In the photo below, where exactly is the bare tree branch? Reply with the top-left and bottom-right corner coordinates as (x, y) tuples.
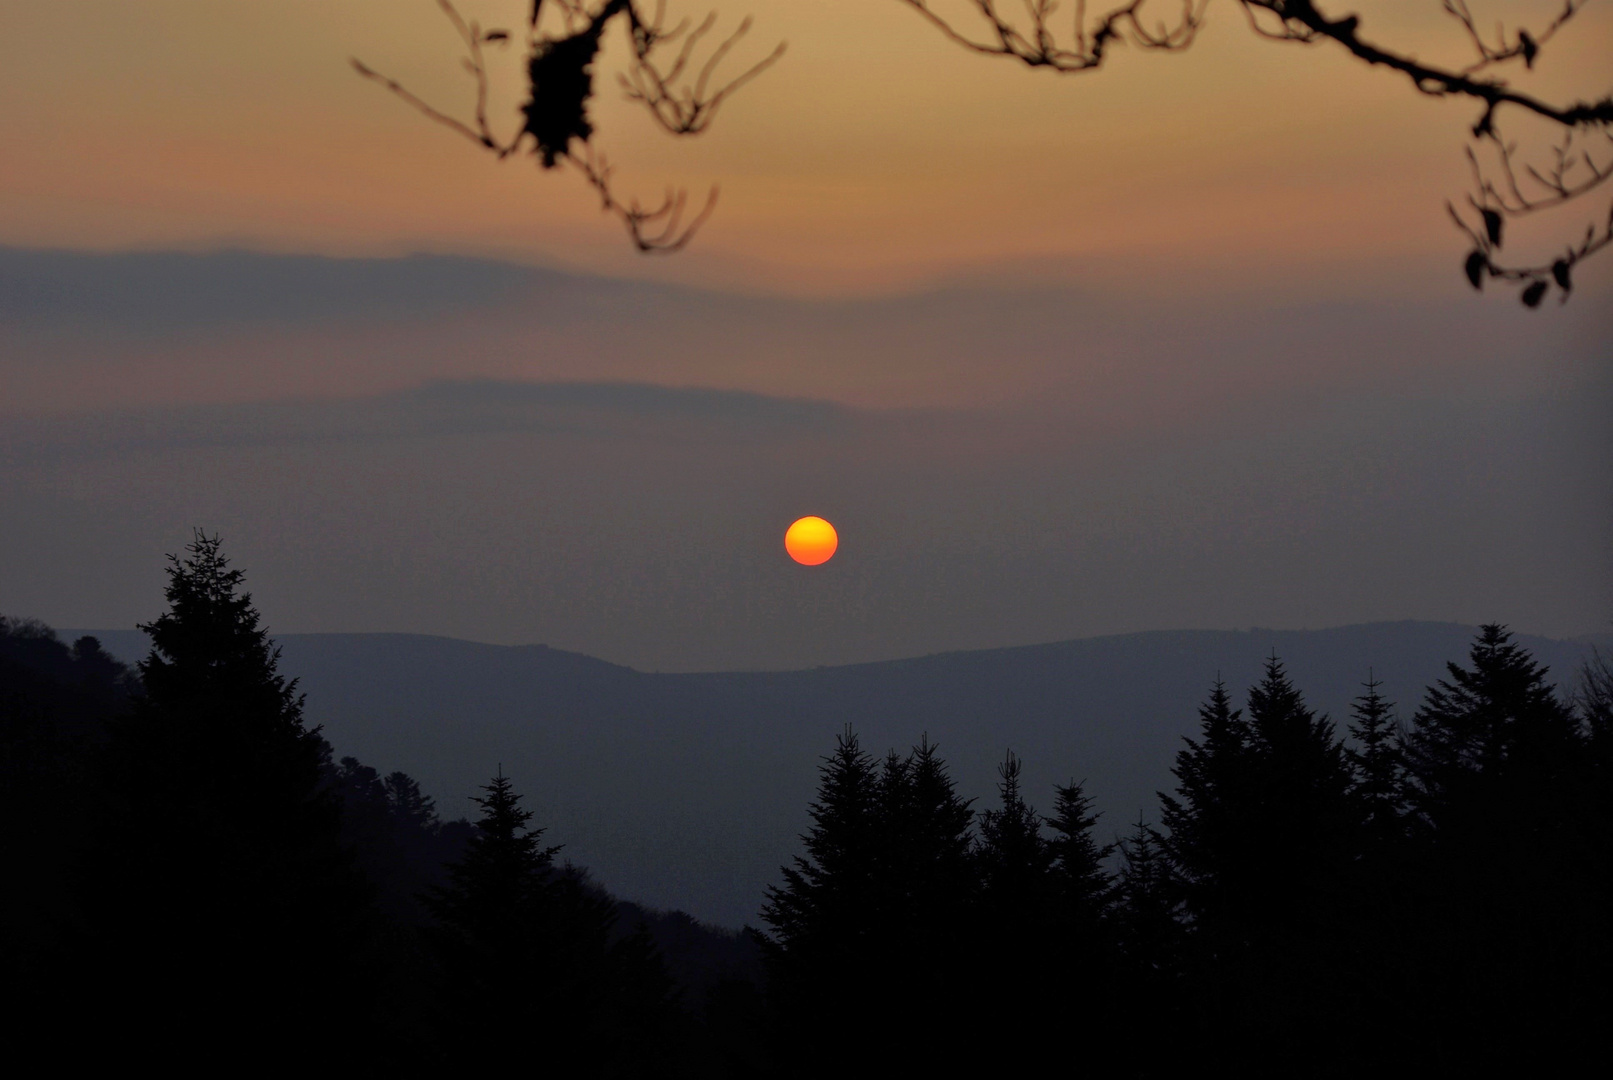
(620, 6), (787, 134)
(898, 0), (1613, 305)
(353, 0), (780, 252)
(1440, 0), (1586, 76)
(1242, 1), (1612, 132)
(567, 144), (720, 250)
(352, 57), (507, 152)
(896, 1), (1207, 70)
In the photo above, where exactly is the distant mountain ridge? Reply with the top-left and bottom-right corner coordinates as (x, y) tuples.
(73, 622), (1608, 927)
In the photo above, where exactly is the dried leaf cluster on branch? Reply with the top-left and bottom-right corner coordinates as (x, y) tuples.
(899, 0), (1611, 305)
(353, 0), (783, 251)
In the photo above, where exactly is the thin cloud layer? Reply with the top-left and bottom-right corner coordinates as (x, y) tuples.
(2, 250), (1607, 668)
(3, 378), (1606, 669)
(0, 378), (849, 462)
(4, 247), (1608, 415)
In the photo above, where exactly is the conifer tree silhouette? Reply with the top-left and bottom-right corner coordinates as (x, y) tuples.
(1241, 655), (1355, 933)
(872, 735), (974, 1039)
(1242, 656), (1358, 1056)
(883, 736), (976, 920)
(1037, 778), (1126, 1067)
(426, 771), (565, 1057)
(1399, 624), (1598, 1069)
(976, 751), (1050, 909)
(877, 735), (974, 1076)
(1345, 672), (1404, 849)
(1404, 624), (1582, 833)
(1111, 814), (1180, 982)
(757, 727), (884, 1072)
(425, 770), (680, 1073)
(1106, 813), (1186, 1071)
(1158, 661), (1355, 1064)
(760, 729), (990, 1070)
(86, 531), (369, 1064)
(1158, 678), (1253, 937)
(973, 752), (1066, 1063)
(759, 727), (881, 962)
(1045, 780), (1114, 924)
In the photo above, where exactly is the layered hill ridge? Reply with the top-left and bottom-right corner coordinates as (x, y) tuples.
(76, 621), (1608, 927)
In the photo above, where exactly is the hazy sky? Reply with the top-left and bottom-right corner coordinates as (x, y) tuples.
(1, 1), (1609, 668)
(5, 0), (1610, 291)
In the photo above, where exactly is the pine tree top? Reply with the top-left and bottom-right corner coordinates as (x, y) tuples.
(1046, 780), (1115, 915)
(1405, 624), (1580, 812)
(430, 771), (562, 937)
(137, 530), (303, 727)
(464, 771), (559, 871)
(977, 751), (1052, 905)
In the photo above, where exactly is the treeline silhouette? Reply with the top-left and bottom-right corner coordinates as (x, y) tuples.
(3, 533), (1609, 1074)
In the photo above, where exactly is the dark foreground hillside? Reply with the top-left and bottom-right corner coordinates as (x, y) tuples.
(78, 622), (1607, 927)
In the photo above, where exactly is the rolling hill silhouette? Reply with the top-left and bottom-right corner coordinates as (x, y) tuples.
(78, 621), (1607, 927)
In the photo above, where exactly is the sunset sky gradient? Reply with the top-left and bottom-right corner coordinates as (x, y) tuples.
(2, 0), (1609, 668)
(4, 0), (1608, 291)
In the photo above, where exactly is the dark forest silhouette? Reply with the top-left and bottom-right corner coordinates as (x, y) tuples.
(4, 532), (1609, 1073)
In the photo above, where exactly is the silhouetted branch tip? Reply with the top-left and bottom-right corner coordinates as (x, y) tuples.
(567, 146), (719, 251)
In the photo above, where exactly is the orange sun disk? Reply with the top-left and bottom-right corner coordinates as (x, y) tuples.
(785, 516), (838, 565)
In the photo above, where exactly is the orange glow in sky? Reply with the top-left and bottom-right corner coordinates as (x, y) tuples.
(3, 1), (1608, 295)
(785, 517), (838, 566)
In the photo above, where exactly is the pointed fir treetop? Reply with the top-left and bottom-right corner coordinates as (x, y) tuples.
(1200, 676), (1249, 748)
(977, 750), (1052, 905)
(978, 751), (1041, 855)
(1046, 779), (1115, 918)
(1112, 813), (1181, 974)
(905, 736), (975, 824)
(92, 531), (364, 1004)
(465, 770), (559, 877)
(1347, 672), (1397, 754)
(1165, 677), (1249, 815)
(1409, 625), (1571, 771)
(1347, 671), (1404, 835)
(867, 734), (977, 956)
(801, 726), (881, 875)
(1405, 624), (1580, 815)
(1116, 814), (1168, 894)
(1159, 677), (1251, 890)
(1247, 653), (1332, 752)
(138, 529), (302, 728)
(879, 747), (912, 819)
(1163, 663), (1354, 928)
(759, 726), (883, 950)
(882, 734), (975, 877)
(431, 771), (561, 938)
(1245, 653), (1351, 800)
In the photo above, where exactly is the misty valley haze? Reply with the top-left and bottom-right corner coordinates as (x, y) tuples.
(73, 620), (1608, 927)
(4, 249), (1608, 670)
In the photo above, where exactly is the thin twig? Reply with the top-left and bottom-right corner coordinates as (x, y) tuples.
(567, 145), (719, 251)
